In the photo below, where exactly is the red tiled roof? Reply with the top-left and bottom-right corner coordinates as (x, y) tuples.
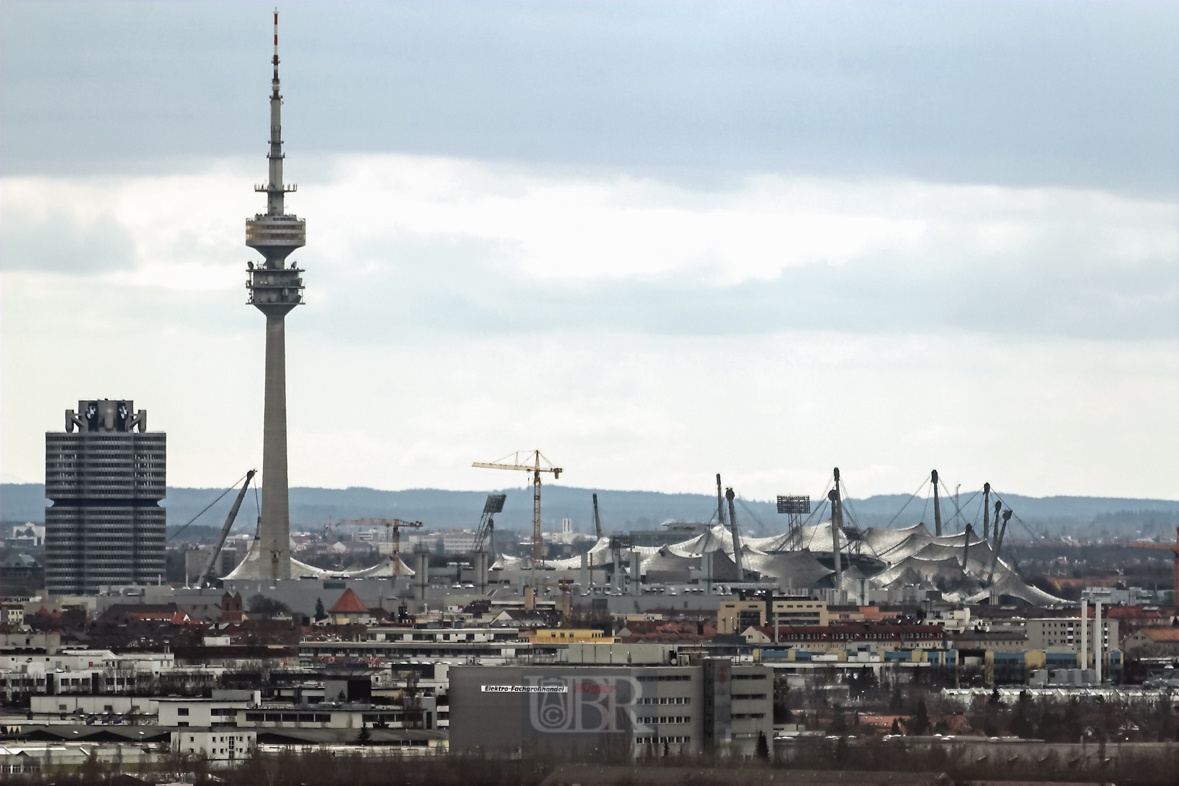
(1140, 627), (1179, 642)
(329, 588), (368, 614)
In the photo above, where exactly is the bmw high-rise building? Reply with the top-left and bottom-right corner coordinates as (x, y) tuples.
(45, 399), (166, 595)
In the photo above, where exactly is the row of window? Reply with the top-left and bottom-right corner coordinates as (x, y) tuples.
(636, 696), (690, 705)
(731, 693), (768, 701)
(636, 736), (689, 745)
(2, 764), (41, 774)
(731, 713), (766, 719)
(636, 716), (690, 725)
(636, 674), (692, 682)
(243, 712), (335, 723)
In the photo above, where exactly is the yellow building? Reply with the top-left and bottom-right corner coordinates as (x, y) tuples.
(718, 599), (829, 634)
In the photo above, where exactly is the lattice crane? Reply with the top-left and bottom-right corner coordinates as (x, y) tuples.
(473, 451), (562, 563)
(1131, 526), (1179, 597)
(336, 518), (423, 577)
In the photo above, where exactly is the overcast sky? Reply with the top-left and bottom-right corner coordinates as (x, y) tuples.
(2, 1), (1177, 504)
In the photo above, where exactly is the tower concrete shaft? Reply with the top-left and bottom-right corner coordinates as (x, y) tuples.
(246, 10), (305, 580)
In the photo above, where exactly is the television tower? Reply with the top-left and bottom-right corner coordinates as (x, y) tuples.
(245, 10), (304, 580)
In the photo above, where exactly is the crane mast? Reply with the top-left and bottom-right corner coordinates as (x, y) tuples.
(473, 451), (562, 564)
(1130, 526), (1179, 599)
(336, 518), (423, 577)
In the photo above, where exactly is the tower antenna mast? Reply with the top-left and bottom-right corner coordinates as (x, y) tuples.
(243, 8), (307, 581)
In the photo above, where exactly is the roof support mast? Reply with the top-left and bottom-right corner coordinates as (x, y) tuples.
(716, 474), (726, 527)
(724, 487), (744, 580)
(931, 469), (943, 536)
(197, 469), (256, 587)
(828, 467), (844, 591)
(982, 482), (991, 543)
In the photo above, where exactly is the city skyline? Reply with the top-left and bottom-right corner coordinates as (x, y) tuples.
(2, 2), (1177, 501)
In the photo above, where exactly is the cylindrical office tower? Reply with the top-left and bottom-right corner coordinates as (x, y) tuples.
(245, 11), (305, 581)
(45, 400), (165, 595)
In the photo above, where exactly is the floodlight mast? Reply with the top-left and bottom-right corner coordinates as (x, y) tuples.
(776, 494), (811, 547)
(474, 493), (507, 555)
(472, 451), (562, 564)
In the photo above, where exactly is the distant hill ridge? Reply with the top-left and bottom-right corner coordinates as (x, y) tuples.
(3, 482), (1176, 540)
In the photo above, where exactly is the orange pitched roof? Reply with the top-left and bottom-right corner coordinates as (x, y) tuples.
(329, 588), (369, 614)
(1142, 627), (1179, 642)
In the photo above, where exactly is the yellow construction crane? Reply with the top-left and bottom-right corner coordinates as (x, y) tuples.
(473, 450), (562, 564)
(336, 518), (423, 577)
(1130, 526), (1179, 598)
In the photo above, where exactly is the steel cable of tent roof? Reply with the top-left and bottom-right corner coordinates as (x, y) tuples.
(919, 480), (933, 527)
(937, 482), (980, 534)
(991, 492), (1047, 543)
(968, 491), (986, 534)
(785, 474), (835, 548)
(811, 473), (836, 525)
(881, 476), (931, 530)
(833, 475), (881, 560)
(800, 497), (831, 551)
(836, 476), (861, 530)
(938, 476), (976, 532)
(167, 471), (251, 541)
(735, 496), (770, 537)
(954, 487), (980, 533)
(803, 472), (839, 547)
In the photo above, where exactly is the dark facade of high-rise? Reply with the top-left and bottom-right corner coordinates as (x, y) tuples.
(45, 399), (166, 595)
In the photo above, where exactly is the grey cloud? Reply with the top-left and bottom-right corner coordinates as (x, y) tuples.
(0, 208), (138, 273)
(299, 234), (1178, 343)
(2, 3), (1176, 197)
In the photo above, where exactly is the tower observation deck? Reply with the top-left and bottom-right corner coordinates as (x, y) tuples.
(244, 11), (303, 580)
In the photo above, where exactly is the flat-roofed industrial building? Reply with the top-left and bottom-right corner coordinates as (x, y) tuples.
(448, 658), (772, 757)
